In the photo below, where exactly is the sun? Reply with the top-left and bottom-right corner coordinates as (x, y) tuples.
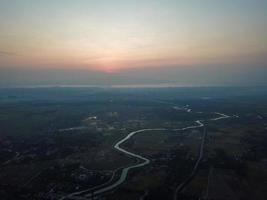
(87, 57), (126, 74)
(90, 62), (122, 74)
(102, 66), (119, 74)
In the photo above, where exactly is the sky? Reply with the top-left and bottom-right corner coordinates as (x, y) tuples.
(0, 0), (267, 86)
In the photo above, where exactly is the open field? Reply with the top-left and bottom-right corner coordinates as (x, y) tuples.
(0, 87), (267, 200)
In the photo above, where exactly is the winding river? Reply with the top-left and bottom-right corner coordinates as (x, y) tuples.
(60, 111), (230, 200)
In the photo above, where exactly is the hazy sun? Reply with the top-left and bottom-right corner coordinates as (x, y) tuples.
(101, 66), (119, 74)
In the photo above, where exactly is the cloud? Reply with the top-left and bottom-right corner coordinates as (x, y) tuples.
(0, 51), (20, 56)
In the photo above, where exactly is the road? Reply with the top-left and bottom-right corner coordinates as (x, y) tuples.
(173, 126), (206, 200)
(173, 112), (230, 200)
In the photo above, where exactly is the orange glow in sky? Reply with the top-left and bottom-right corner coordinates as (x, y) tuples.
(0, 0), (267, 74)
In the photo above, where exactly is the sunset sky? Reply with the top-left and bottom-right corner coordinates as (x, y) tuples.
(0, 0), (267, 86)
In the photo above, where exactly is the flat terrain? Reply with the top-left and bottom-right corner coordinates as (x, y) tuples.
(0, 87), (267, 200)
